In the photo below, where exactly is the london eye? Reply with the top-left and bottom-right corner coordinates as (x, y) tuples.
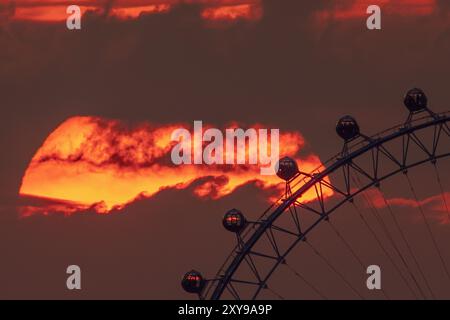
(182, 88), (450, 300)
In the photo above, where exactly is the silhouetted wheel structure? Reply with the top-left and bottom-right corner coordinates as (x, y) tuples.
(183, 89), (450, 300)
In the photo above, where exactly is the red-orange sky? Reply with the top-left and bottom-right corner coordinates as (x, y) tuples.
(2, 0), (263, 22)
(18, 116), (330, 215)
(0, 0), (440, 24)
(9, 0), (449, 220)
(317, 0), (437, 21)
(1, 0), (450, 300)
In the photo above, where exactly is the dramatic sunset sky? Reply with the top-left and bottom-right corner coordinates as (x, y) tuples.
(0, 0), (449, 299)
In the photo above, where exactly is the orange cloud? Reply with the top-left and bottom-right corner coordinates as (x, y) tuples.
(363, 188), (450, 224)
(201, 3), (262, 21)
(19, 116), (329, 215)
(315, 0), (437, 23)
(110, 4), (171, 19)
(1, 0), (262, 23)
(12, 5), (95, 22)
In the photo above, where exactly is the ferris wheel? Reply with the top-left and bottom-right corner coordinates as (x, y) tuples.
(182, 88), (450, 300)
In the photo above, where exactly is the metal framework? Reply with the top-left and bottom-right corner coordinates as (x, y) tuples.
(199, 111), (450, 300)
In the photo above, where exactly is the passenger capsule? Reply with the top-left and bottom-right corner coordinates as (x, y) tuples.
(404, 88), (427, 112)
(276, 156), (299, 181)
(223, 208), (247, 233)
(336, 115), (360, 141)
(181, 270), (206, 294)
